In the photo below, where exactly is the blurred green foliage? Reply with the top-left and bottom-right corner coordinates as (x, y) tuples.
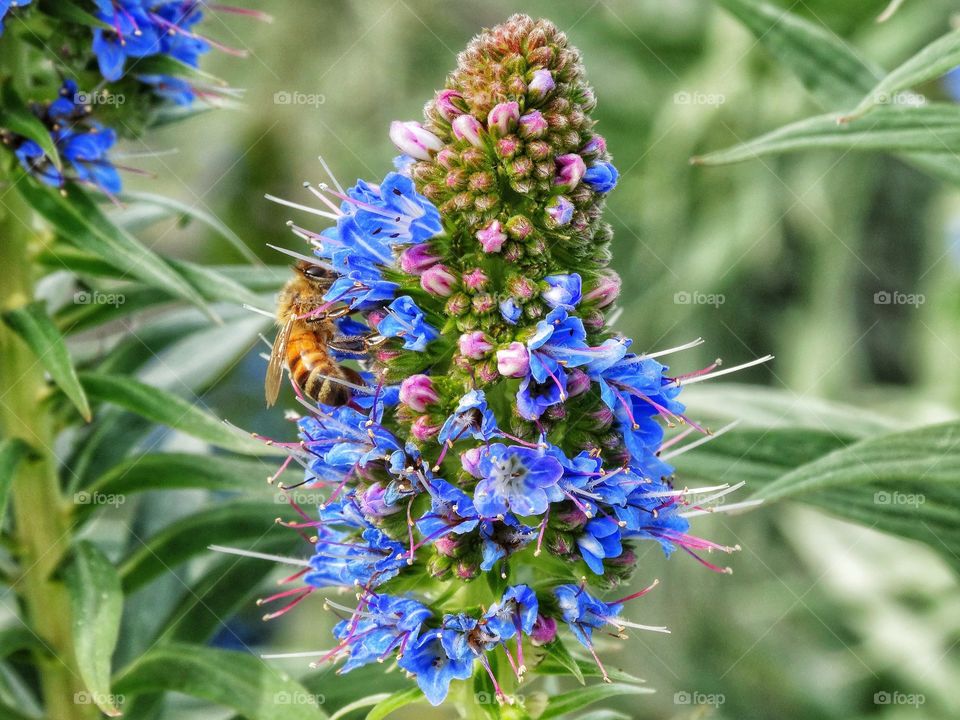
(113, 1), (960, 718)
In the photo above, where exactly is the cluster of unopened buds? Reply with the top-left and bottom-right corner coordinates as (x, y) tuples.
(234, 14), (771, 706)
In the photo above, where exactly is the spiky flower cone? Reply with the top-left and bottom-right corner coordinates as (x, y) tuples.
(257, 14), (754, 709)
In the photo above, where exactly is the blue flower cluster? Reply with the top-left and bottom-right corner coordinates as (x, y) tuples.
(11, 80), (121, 194)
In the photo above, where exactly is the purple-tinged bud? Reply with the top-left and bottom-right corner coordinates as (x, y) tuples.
(445, 292), (470, 316)
(496, 342), (530, 378)
(358, 483), (400, 518)
(557, 505), (588, 529)
(580, 135), (607, 158)
(420, 263), (457, 296)
(588, 404), (615, 431)
(548, 535), (573, 556)
(527, 141), (551, 162)
(452, 114), (484, 147)
(471, 293), (495, 314)
(487, 101), (520, 137)
(582, 309), (606, 332)
(445, 169), (468, 190)
(462, 268), (488, 290)
(436, 147), (458, 169)
(544, 404), (566, 422)
(507, 275), (537, 300)
(476, 220), (507, 253)
(399, 243), (441, 274)
(434, 535), (461, 557)
(469, 171), (495, 192)
(389, 121), (443, 161)
(554, 153), (586, 190)
(518, 110), (548, 139)
(606, 548), (637, 568)
(566, 368), (591, 398)
(503, 243), (523, 263)
(376, 348), (402, 364)
(505, 214), (534, 240)
(399, 374), (439, 412)
(458, 331), (493, 359)
(477, 360), (499, 384)
(583, 270), (621, 308)
(528, 69), (555, 102)
(545, 196), (574, 227)
(411, 415), (440, 441)
(454, 560), (479, 580)
(461, 146), (486, 168)
(530, 615), (557, 646)
(366, 309), (386, 328)
(495, 136), (520, 158)
(435, 89), (466, 121)
(461, 446), (483, 478)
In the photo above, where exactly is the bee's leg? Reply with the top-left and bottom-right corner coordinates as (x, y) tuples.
(328, 334), (369, 358)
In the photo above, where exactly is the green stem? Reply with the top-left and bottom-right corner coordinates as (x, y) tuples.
(0, 191), (93, 720)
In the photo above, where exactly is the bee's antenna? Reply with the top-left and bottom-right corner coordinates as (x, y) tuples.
(265, 243), (333, 270)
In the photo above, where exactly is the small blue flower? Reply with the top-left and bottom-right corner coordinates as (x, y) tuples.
(499, 296), (521, 324)
(583, 161), (619, 193)
(437, 390), (499, 445)
(480, 516), (536, 571)
(332, 593), (432, 672)
(305, 527), (406, 589)
(398, 630), (475, 705)
(416, 479), (480, 538)
(554, 584), (623, 649)
(543, 273), (582, 309)
(483, 584), (538, 641)
(472, 444), (563, 518)
(576, 516), (624, 574)
(378, 296), (438, 351)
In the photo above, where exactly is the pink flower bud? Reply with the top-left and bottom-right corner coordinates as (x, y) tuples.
(566, 368), (591, 397)
(411, 415), (440, 441)
(530, 615), (557, 646)
(458, 331), (493, 359)
(435, 89), (466, 121)
(528, 69), (555, 102)
(477, 361), (499, 383)
(461, 446), (484, 477)
(436, 147), (458, 169)
(554, 153), (586, 190)
(366, 309), (386, 328)
(462, 268), (488, 290)
(518, 110), (548, 139)
(420, 263), (457, 296)
(487, 101), (520, 137)
(434, 535), (461, 557)
(452, 114), (484, 147)
(399, 243), (441, 274)
(581, 135), (607, 158)
(496, 341), (530, 378)
(399, 374), (439, 412)
(583, 270), (621, 308)
(389, 121), (443, 161)
(476, 220), (507, 253)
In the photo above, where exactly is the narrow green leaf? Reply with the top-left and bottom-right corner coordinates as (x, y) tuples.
(78, 372), (273, 456)
(17, 182), (214, 319)
(756, 421), (960, 502)
(539, 683), (653, 720)
(166, 258), (264, 307)
(693, 104), (960, 166)
(2, 302), (92, 420)
(42, 0), (112, 29)
(535, 654), (645, 685)
(365, 687), (423, 720)
(843, 28), (960, 121)
(0, 628), (44, 659)
(132, 55), (226, 87)
(117, 501), (288, 591)
(328, 694), (391, 720)
(539, 639), (585, 685)
(0, 439), (30, 526)
(117, 191), (259, 263)
(114, 645), (327, 720)
(0, 83), (61, 170)
(66, 542), (124, 717)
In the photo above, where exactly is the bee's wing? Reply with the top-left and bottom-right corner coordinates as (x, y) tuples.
(265, 319), (294, 407)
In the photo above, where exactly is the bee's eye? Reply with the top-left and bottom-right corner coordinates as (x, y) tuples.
(302, 265), (327, 279)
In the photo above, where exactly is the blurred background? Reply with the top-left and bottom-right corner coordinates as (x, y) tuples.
(110, 0), (960, 718)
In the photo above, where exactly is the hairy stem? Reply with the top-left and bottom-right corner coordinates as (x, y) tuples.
(0, 189), (93, 720)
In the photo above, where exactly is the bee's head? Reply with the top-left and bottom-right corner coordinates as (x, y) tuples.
(295, 260), (332, 286)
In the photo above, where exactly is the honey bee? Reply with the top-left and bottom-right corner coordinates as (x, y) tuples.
(265, 261), (365, 407)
